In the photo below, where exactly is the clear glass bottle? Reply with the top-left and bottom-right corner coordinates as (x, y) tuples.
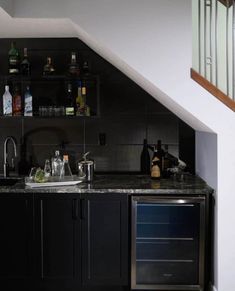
(21, 48), (30, 76)
(12, 85), (22, 116)
(3, 85), (13, 116)
(8, 41), (20, 75)
(44, 159), (51, 178)
(51, 150), (62, 176)
(24, 86), (33, 116)
(60, 155), (73, 179)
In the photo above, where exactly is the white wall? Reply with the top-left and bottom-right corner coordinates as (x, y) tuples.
(196, 131), (218, 288)
(1, 1), (235, 291)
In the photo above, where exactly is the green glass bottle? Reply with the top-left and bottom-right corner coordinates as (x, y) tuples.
(8, 42), (20, 75)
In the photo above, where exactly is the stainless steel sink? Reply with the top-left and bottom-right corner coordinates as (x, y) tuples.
(0, 177), (23, 186)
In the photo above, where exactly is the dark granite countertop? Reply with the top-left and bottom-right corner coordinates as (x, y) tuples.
(0, 174), (213, 195)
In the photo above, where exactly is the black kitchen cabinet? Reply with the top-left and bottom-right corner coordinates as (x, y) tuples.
(81, 193), (129, 286)
(34, 194), (81, 290)
(0, 193), (33, 288)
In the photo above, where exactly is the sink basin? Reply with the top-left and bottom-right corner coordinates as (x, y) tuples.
(0, 177), (23, 186)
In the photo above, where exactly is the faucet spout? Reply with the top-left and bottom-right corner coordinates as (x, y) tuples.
(3, 136), (17, 178)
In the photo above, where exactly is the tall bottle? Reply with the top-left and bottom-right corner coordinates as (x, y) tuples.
(60, 155), (73, 179)
(43, 57), (55, 75)
(75, 80), (84, 116)
(2, 85), (13, 116)
(8, 42), (20, 75)
(82, 81), (90, 116)
(12, 85), (22, 116)
(155, 140), (165, 173)
(140, 138), (150, 174)
(21, 48), (30, 76)
(65, 83), (75, 116)
(151, 146), (161, 180)
(82, 60), (90, 76)
(68, 52), (80, 76)
(24, 86), (33, 116)
(51, 150), (63, 177)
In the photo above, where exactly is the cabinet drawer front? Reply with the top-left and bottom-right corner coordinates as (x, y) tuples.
(136, 261), (198, 285)
(136, 240), (198, 261)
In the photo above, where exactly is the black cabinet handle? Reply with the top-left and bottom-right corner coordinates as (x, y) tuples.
(72, 199), (78, 220)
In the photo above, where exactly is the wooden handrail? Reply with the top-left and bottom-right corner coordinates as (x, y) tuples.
(218, 0), (233, 7)
(191, 68), (235, 111)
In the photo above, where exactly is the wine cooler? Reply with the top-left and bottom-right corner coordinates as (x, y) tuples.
(131, 196), (206, 290)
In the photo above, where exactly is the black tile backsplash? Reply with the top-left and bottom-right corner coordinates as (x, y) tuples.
(0, 38), (195, 175)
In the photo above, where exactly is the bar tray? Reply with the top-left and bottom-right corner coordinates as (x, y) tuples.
(25, 175), (84, 188)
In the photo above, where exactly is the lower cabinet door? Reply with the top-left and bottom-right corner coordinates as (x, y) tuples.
(81, 193), (129, 286)
(34, 194), (80, 289)
(0, 194), (34, 289)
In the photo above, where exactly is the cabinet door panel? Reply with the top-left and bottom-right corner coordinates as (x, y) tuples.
(0, 195), (33, 278)
(35, 195), (80, 281)
(82, 194), (128, 286)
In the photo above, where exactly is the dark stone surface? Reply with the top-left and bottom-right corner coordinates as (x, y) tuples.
(0, 174), (213, 194)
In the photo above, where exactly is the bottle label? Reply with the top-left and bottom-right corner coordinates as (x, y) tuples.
(13, 95), (22, 116)
(24, 94), (33, 116)
(3, 94), (12, 116)
(151, 164), (161, 179)
(65, 107), (75, 116)
(9, 68), (19, 74)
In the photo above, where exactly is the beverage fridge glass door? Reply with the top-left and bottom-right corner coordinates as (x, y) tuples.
(131, 196), (206, 290)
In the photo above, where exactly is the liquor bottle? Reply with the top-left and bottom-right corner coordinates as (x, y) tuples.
(68, 52), (80, 76)
(162, 144), (171, 178)
(43, 57), (55, 75)
(2, 85), (12, 116)
(82, 60), (90, 76)
(75, 80), (84, 116)
(51, 150), (63, 177)
(82, 81), (90, 116)
(140, 138), (150, 174)
(24, 86), (33, 116)
(60, 155), (73, 179)
(44, 159), (51, 178)
(8, 42), (20, 75)
(155, 140), (165, 173)
(65, 83), (75, 116)
(151, 146), (161, 179)
(12, 85), (22, 116)
(21, 48), (30, 75)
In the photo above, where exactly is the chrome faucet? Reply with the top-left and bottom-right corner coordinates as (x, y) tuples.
(3, 136), (17, 178)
